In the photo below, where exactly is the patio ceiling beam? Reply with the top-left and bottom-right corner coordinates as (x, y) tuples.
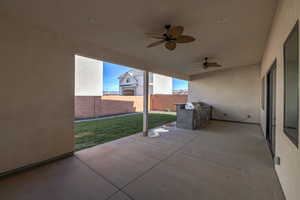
(143, 70), (149, 136)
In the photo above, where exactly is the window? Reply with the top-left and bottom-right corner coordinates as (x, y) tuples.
(261, 77), (265, 110)
(284, 21), (299, 147)
(126, 78), (130, 83)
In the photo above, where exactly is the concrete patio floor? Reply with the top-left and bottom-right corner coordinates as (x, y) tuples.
(0, 121), (285, 200)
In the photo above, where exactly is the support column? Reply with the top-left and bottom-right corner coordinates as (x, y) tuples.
(143, 70), (149, 136)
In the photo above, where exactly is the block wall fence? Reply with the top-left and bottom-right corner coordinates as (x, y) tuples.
(75, 95), (187, 119)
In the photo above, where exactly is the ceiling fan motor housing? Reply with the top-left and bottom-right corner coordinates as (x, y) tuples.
(165, 24), (171, 30)
(146, 25), (195, 51)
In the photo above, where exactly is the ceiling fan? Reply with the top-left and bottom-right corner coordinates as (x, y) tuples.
(146, 25), (195, 51)
(202, 57), (222, 70)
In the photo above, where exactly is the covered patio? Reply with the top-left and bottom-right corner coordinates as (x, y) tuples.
(0, 121), (284, 200)
(1, 0), (300, 199)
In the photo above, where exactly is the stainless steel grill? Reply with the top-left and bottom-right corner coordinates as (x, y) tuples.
(175, 102), (211, 130)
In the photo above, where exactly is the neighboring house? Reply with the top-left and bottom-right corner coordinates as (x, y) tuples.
(118, 69), (172, 96)
(75, 55), (103, 96)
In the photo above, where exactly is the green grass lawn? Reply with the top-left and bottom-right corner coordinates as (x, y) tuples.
(74, 112), (176, 151)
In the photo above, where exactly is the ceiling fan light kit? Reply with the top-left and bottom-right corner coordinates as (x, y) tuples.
(146, 24), (195, 51)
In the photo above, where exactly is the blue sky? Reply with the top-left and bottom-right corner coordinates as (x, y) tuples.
(173, 78), (188, 90)
(103, 62), (188, 91)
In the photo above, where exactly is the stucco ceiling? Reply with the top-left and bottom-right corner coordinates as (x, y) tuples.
(0, 0), (277, 80)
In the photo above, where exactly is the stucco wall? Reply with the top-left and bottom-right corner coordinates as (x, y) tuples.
(0, 17), (74, 174)
(153, 74), (173, 95)
(75, 55), (103, 96)
(260, 0), (300, 199)
(189, 65), (260, 123)
(136, 85), (144, 96)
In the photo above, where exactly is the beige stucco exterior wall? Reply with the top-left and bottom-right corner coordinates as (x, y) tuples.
(260, 1), (300, 200)
(75, 55), (103, 96)
(153, 73), (172, 95)
(0, 17), (74, 173)
(189, 65), (260, 123)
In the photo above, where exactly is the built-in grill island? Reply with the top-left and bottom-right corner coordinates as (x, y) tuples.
(175, 102), (212, 130)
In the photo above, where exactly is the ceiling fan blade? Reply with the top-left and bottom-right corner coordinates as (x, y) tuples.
(147, 40), (165, 48)
(165, 41), (176, 51)
(167, 26), (184, 38)
(145, 33), (165, 39)
(176, 35), (195, 43)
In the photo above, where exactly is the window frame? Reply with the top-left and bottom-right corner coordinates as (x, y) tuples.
(261, 76), (265, 110)
(283, 21), (299, 147)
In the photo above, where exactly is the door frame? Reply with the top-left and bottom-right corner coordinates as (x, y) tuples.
(266, 60), (277, 157)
